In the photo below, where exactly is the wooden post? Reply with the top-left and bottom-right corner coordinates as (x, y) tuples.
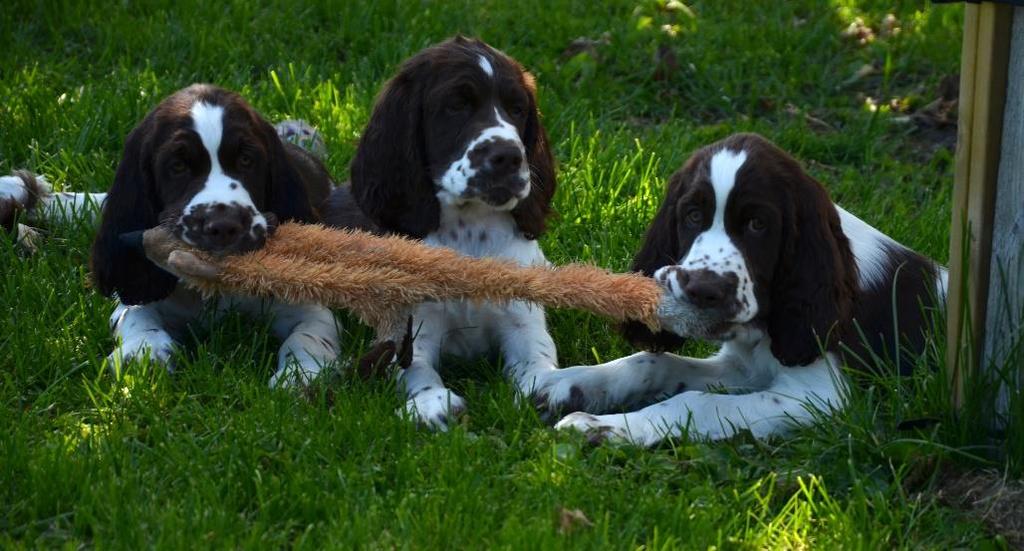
(946, 2), (1016, 417)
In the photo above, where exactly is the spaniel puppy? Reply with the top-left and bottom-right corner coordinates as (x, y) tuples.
(326, 37), (557, 429)
(544, 133), (947, 445)
(81, 84), (340, 386)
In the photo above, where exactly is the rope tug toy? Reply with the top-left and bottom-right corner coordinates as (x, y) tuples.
(133, 221), (665, 377)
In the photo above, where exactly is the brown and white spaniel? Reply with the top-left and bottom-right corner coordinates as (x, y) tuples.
(7, 84), (342, 386)
(543, 133), (947, 445)
(325, 37), (558, 429)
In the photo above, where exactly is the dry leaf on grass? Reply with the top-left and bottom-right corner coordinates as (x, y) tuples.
(784, 103), (835, 133)
(557, 507), (594, 534)
(900, 74), (960, 155)
(910, 74), (959, 129)
(561, 33), (611, 60)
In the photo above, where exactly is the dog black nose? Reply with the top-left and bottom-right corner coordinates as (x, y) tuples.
(195, 204), (249, 250)
(680, 269), (737, 309)
(482, 142), (523, 176)
(203, 217), (243, 248)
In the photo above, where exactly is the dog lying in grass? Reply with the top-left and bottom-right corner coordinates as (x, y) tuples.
(325, 37), (560, 430)
(2, 85), (343, 388)
(546, 133), (948, 445)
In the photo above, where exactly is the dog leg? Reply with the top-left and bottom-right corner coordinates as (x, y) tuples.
(555, 357), (846, 445)
(495, 301), (559, 398)
(1, 172), (106, 228)
(268, 303), (341, 388)
(533, 352), (739, 416)
(397, 304), (466, 431)
(108, 302), (180, 371)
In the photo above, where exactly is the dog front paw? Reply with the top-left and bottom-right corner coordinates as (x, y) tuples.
(401, 387), (467, 431)
(529, 366), (614, 419)
(555, 412), (635, 446)
(269, 364), (317, 389)
(108, 332), (177, 373)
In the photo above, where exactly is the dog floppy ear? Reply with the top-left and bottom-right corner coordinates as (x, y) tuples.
(91, 118), (179, 305)
(511, 70), (556, 240)
(618, 169), (689, 352)
(767, 170), (858, 366)
(350, 60), (439, 238)
(259, 118), (317, 223)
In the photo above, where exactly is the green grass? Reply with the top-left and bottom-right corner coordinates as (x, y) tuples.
(1, 0), (1017, 548)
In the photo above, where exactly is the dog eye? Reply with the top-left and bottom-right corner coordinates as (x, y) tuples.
(169, 159), (188, 175)
(238, 152), (253, 168)
(747, 217), (766, 233)
(508, 103), (526, 118)
(684, 207), (703, 228)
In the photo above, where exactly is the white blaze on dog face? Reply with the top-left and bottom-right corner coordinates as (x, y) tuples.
(659, 148), (759, 323)
(477, 54), (494, 77)
(179, 101), (267, 244)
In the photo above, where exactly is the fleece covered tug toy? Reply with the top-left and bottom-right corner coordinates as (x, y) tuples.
(137, 222), (665, 376)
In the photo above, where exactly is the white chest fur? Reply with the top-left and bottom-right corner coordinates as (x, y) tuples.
(416, 203), (549, 359)
(424, 203), (547, 266)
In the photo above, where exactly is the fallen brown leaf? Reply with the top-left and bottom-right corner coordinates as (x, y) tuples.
(557, 507), (594, 534)
(561, 33), (611, 60)
(905, 74), (960, 154)
(784, 103), (835, 133)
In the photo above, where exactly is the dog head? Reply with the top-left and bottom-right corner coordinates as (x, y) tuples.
(91, 84), (315, 304)
(350, 36), (556, 239)
(626, 133), (859, 365)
